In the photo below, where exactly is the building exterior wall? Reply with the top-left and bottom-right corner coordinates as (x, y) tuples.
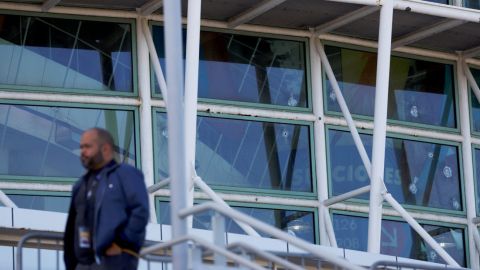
(0, 3), (479, 268)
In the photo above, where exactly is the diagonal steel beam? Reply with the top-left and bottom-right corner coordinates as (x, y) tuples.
(41, 0), (61, 12)
(463, 44), (480, 58)
(139, 0), (163, 16)
(392, 19), (465, 49)
(314, 6), (380, 35)
(227, 0), (287, 29)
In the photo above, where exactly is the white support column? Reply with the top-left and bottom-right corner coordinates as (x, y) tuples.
(314, 6), (380, 35)
(137, 17), (157, 224)
(227, 0), (287, 28)
(463, 45), (480, 58)
(367, 0), (393, 254)
(463, 62), (480, 105)
(309, 33), (329, 245)
(391, 19), (465, 49)
(184, 0), (202, 229)
(163, 1), (189, 269)
(457, 56), (480, 269)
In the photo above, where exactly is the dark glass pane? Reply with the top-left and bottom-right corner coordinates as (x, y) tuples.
(0, 104), (136, 178)
(0, 14), (133, 92)
(333, 214), (466, 266)
(156, 113), (313, 192)
(328, 129), (462, 211)
(464, 0), (480, 9)
(325, 46), (456, 128)
(425, 0), (449, 4)
(470, 68), (480, 132)
(8, 194), (69, 213)
(158, 201), (315, 243)
(152, 26), (308, 108)
(475, 149), (480, 215)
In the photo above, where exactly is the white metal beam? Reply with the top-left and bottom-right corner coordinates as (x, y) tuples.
(463, 62), (480, 104)
(463, 44), (480, 58)
(392, 19), (465, 49)
(367, 0), (393, 254)
(314, 6), (380, 35)
(163, 0), (189, 269)
(227, 0), (287, 29)
(184, 0), (202, 230)
(458, 57), (480, 269)
(137, 17), (157, 224)
(41, 0), (61, 12)
(139, 0), (163, 16)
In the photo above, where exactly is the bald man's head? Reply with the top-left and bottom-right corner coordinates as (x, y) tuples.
(80, 128), (115, 170)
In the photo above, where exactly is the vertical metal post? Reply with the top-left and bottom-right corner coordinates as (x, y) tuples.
(184, 0), (202, 228)
(163, 1), (189, 269)
(367, 0), (394, 253)
(212, 212), (227, 266)
(137, 16), (157, 223)
(457, 55), (480, 269)
(309, 33), (329, 245)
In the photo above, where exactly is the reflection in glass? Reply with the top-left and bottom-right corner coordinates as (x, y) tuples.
(158, 201), (315, 243)
(333, 214), (466, 266)
(470, 68), (480, 132)
(328, 129), (461, 211)
(152, 26), (307, 108)
(464, 0), (480, 9)
(0, 104), (136, 178)
(155, 113), (313, 192)
(7, 194), (70, 213)
(325, 46), (456, 128)
(0, 14), (133, 92)
(475, 149), (480, 215)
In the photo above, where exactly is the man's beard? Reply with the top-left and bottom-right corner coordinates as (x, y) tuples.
(81, 151), (104, 170)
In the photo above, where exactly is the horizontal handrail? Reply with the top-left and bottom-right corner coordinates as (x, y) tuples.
(16, 231), (64, 270)
(371, 260), (466, 270)
(228, 242), (303, 270)
(140, 234), (265, 270)
(178, 202), (364, 270)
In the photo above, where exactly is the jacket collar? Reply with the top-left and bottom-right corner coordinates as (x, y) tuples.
(81, 159), (119, 181)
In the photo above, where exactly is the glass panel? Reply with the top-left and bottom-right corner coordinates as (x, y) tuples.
(0, 14), (133, 92)
(333, 214), (466, 266)
(325, 46), (456, 128)
(464, 0), (480, 9)
(425, 0), (449, 4)
(470, 68), (480, 133)
(152, 26), (308, 108)
(158, 201), (315, 243)
(155, 113), (313, 192)
(7, 194), (69, 213)
(475, 149), (480, 215)
(0, 104), (136, 178)
(328, 129), (462, 211)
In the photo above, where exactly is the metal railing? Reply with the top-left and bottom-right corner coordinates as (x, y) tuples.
(16, 231), (64, 270)
(371, 260), (467, 270)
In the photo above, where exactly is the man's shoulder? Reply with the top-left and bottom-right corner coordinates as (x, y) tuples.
(111, 163), (143, 178)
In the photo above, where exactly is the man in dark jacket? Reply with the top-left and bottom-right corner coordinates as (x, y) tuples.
(64, 128), (149, 270)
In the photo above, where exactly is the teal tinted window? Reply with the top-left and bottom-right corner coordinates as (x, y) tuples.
(464, 0), (480, 9)
(475, 149), (480, 215)
(328, 129), (461, 211)
(158, 201), (315, 243)
(155, 113), (313, 192)
(0, 14), (133, 92)
(0, 104), (136, 178)
(470, 68), (480, 133)
(333, 214), (466, 266)
(7, 194), (69, 213)
(152, 26), (308, 108)
(325, 46), (456, 128)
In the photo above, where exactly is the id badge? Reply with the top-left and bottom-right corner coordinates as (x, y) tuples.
(78, 226), (91, 249)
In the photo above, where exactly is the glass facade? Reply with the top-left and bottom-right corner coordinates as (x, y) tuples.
(0, 8), (477, 268)
(157, 201), (316, 243)
(0, 13), (133, 93)
(155, 112), (314, 193)
(152, 26), (308, 109)
(325, 46), (456, 129)
(0, 104), (136, 179)
(333, 213), (466, 266)
(327, 129), (462, 211)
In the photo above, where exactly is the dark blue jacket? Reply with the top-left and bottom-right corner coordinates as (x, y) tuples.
(64, 161), (149, 270)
